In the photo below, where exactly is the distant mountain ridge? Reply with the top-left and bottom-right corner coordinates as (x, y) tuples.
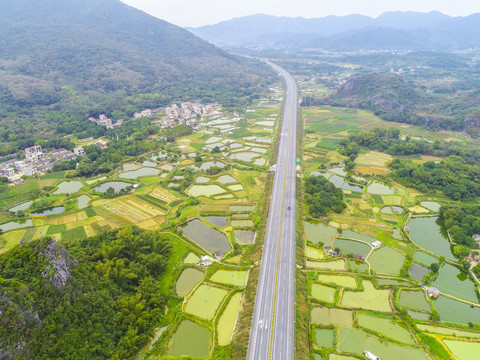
(189, 12), (480, 50)
(0, 0), (270, 125)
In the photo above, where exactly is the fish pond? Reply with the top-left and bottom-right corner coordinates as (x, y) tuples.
(210, 270), (248, 287)
(398, 290), (431, 312)
(311, 283), (336, 304)
(94, 181), (131, 193)
(338, 327), (367, 353)
(0, 219), (33, 232)
(444, 340), (480, 360)
(365, 337), (428, 360)
(203, 216), (228, 227)
(77, 195), (91, 209)
(217, 293), (242, 346)
(184, 284), (228, 320)
(53, 181), (84, 194)
(432, 295), (480, 325)
(409, 262), (430, 282)
(9, 201), (33, 213)
(315, 328), (335, 348)
(367, 180), (395, 195)
(368, 247), (405, 275)
(179, 219), (232, 254)
(229, 205), (255, 212)
(186, 184), (226, 197)
(311, 307), (353, 327)
(31, 206), (65, 216)
(341, 281), (392, 312)
(334, 238), (371, 257)
(317, 274), (357, 288)
(305, 221), (337, 244)
(175, 268), (204, 297)
(420, 201), (441, 212)
(341, 230), (377, 244)
(407, 216), (455, 261)
(235, 230), (256, 245)
(413, 251), (438, 266)
(431, 263), (479, 302)
(118, 167), (159, 179)
(168, 320), (209, 358)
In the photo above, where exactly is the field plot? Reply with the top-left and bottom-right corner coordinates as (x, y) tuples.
(149, 187), (180, 203)
(355, 151), (392, 175)
(315, 328), (335, 348)
(340, 281), (392, 312)
(102, 197), (165, 224)
(184, 284), (228, 320)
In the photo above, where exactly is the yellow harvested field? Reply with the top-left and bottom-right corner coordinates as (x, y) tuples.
(201, 204), (229, 212)
(34, 226), (49, 238)
(409, 205), (429, 214)
(138, 218), (159, 229)
(154, 216), (165, 226)
(359, 203), (371, 210)
(355, 165), (389, 175)
(84, 224), (95, 237)
(150, 187), (180, 203)
(104, 197), (164, 224)
(58, 213), (79, 225)
(421, 155), (443, 162)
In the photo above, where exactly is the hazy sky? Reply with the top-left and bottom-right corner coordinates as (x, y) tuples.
(120, 0), (479, 27)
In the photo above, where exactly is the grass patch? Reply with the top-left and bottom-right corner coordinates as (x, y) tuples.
(62, 226), (87, 242)
(85, 208), (96, 217)
(418, 334), (450, 359)
(47, 224), (67, 235)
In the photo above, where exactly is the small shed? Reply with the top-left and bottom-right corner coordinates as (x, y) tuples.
(372, 240), (382, 249)
(365, 351), (381, 360)
(427, 287), (440, 299)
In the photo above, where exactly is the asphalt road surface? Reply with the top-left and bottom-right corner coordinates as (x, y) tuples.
(247, 61), (297, 360)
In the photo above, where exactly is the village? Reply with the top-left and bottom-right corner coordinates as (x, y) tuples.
(0, 102), (221, 182)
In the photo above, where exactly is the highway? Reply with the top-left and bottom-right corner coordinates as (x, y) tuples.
(247, 61), (298, 360)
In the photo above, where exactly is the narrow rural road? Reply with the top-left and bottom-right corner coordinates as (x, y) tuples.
(247, 61), (298, 360)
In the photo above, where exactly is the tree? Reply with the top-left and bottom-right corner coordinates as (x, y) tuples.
(106, 187), (115, 196)
(430, 263), (439, 273)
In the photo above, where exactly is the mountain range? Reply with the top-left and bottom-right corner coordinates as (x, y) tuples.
(189, 12), (480, 50)
(0, 0), (269, 130)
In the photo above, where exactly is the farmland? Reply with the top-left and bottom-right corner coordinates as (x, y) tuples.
(0, 84), (284, 359)
(300, 99), (480, 359)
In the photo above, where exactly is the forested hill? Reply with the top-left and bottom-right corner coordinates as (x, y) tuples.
(0, 227), (171, 360)
(0, 0), (271, 146)
(304, 73), (480, 133)
(321, 74), (420, 123)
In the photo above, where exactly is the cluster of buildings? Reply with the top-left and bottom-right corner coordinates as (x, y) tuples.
(0, 145), (85, 181)
(88, 114), (123, 129)
(159, 102), (218, 128)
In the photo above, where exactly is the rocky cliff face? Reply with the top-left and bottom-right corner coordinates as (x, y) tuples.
(41, 239), (77, 289)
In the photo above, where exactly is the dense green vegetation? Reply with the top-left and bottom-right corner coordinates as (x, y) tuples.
(440, 205), (480, 248)
(304, 176), (346, 217)
(0, 227), (171, 359)
(341, 127), (480, 160)
(389, 156), (480, 200)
